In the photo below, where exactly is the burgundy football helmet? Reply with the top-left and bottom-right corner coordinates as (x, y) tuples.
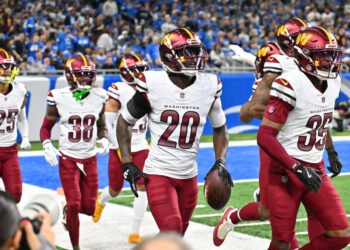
(276, 18), (310, 57)
(119, 54), (149, 84)
(159, 28), (207, 75)
(254, 42), (281, 79)
(65, 54), (96, 90)
(0, 48), (17, 84)
(293, 27), (342, 79)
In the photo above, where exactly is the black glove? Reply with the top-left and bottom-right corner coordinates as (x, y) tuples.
(204, 159), (233, 187)
(327, 146), (342, 178)
(122, 162), (148, 197)
(292, 162), (323, 193)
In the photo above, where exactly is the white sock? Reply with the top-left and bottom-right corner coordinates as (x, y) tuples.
(130, 191), (147, 235)
(100, 186), (112, 206)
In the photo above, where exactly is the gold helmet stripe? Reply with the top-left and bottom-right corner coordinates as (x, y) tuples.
(182, 28), (194, 39)
(295, 18), (307, 27)
(0, 48), (9, 59)
(318, 27), (333, 44)
(134, 55), (142, 62)
(80, 54), (88, 66)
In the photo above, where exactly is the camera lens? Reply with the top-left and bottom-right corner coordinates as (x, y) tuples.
(20, 194), (60, 226)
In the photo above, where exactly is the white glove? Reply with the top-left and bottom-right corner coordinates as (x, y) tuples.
(43, 139), (61, 166)
(96, 137), (109, 155)
(229, 44), (256, 66)
(20, 136), (31, 150)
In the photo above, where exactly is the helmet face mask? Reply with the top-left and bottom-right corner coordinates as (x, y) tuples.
(119, 55), (149, 84)
(160, 28), (207, 76)
(65, 55), (96, 91)
(293, 27), (342, 80)
(0, 49), (17, 84)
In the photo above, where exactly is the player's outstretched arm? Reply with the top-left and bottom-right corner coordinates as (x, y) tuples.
(325, 129), (342, 178)
(229, 45), (256, 66)
(240, 72), (280, 123)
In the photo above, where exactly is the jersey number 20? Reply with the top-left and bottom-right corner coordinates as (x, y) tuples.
(158, 110), (200, 149)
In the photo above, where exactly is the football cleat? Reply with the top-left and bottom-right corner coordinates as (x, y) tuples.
(92, 194), (105, 222)
(62, 200), (68, 231)
(128, 233), (143, 244)
(213, 206), (236, 246)
(253, 187), (260, 202)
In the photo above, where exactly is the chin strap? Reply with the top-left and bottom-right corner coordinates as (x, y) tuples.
(7, 66), (19, 84)
(72, 88), (89, 101)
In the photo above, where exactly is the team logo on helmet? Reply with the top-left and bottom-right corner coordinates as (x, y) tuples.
(159, 28), (208, 76)
(293, 27), (342, 79)
(119, 55), (149, 84)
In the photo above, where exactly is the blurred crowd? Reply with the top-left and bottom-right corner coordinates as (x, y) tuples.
(1, 0), (350, 73)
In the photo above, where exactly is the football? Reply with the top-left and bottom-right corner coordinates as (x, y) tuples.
(204, 168), (232, 210)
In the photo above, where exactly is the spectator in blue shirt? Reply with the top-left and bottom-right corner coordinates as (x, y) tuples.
(27, 35), (44, 58)
(58, 26), (75, 52)
(40, 57), (56, 72)
(145, 36), (161, 68)
(76, 30), (92, 53)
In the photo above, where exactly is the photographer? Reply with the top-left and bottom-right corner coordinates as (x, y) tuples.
(0, 191), (55, 250)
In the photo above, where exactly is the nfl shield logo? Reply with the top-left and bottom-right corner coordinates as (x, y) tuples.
(180, 93), (185, 98)
(268, 106), (275, 114)
(322, 97), (325, 103)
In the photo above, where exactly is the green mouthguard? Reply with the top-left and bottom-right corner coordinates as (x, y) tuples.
(73, 88), (89, 101)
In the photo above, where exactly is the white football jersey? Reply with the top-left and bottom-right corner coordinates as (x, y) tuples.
(47, 87), (108, 159)
(250, 54), (298, 99)
(107, 82), (148, 152)
(263, 54), (298, 76)
(124, 71), (225, 179)
(270, 69), (340, 163)
(0, 81), (27, 147)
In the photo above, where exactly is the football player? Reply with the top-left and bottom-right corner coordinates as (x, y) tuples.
(117, 28), (233, 235)
(256, 27), (350, 250)
(0, 48), (30, 203)
(213, 18), (341, 247)
(39, 54), (109, 250)
(92, 54), (150, 244)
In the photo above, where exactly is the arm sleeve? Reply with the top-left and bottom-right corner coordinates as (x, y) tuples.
(17, 107), (28, 138)
(257, 125), (298, 170)
(122, 91), (151, 124)
(105, 112), (119, 148)
(39, 117), (56, 142)
(208, 98), (226, 128)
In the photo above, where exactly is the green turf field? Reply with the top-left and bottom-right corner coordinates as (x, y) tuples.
(108, 175), (350, 248)
(28, 131), (350, 248)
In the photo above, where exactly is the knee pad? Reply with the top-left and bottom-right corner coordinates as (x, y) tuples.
(161, 215), (182, 234)
(328, 236), (350, 249)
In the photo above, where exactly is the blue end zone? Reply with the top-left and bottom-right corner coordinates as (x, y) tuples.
(19, 141), (350, 190)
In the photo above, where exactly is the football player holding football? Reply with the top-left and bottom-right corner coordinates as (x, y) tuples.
(0, 48), (30, 203)
(39, 54), (109, 250)
(256, 27), (350, 250)
(93, 54), (150, 244)
(117, 28), (233, 235)
(214, 18), (341, 247)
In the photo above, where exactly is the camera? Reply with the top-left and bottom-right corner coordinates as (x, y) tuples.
(19, 194), (60, 250)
